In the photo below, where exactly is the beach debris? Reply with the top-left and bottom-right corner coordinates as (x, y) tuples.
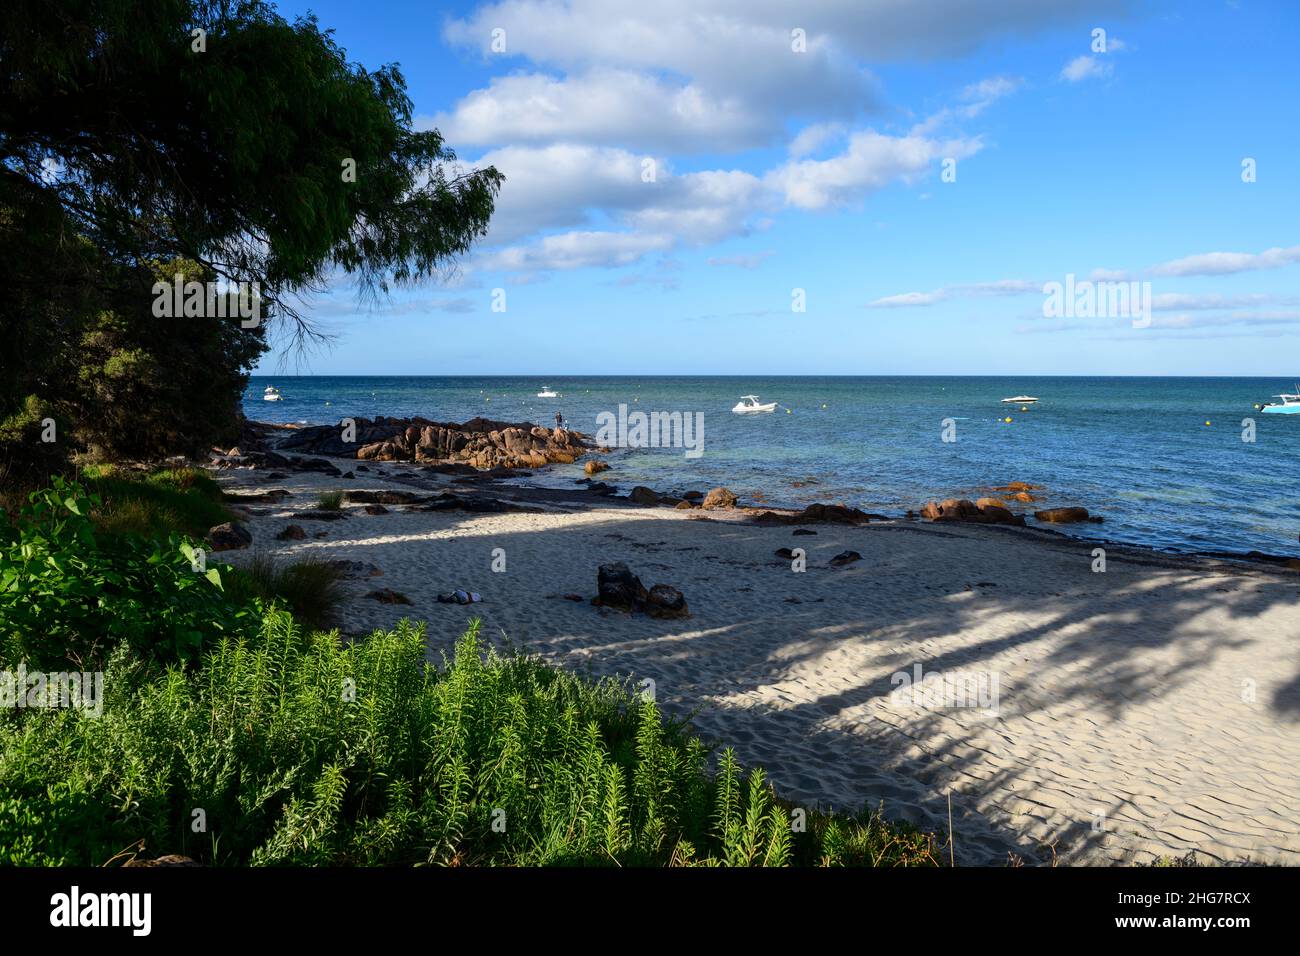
(701, 487), (738, 509)
(345, 489), (424, 504)
(436, 590), (482, 605)
(275, 524), (306, 541)
(223, 488), (291, 503)
(584, 459), (610, 475)
(829, 550), (863, 567)
(364, 588), (413, 605)
(322, 560), (383, 579)
(1033, 507), (1095, 524)
(207, 521), (252, 551)
(362, 504), (389, 515)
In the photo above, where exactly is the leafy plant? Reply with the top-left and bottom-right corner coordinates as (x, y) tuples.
(0, 477), (256, 669)
(0, 610), (939, 867)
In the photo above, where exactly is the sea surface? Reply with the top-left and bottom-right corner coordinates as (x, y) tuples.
(245, 376), (1300, 557)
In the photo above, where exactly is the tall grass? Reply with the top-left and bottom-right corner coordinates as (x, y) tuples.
(224, 553), (345, 632)
(315, 489), (344, 511)
(0, 613), (939, 867)
(82, 465), (232, 538)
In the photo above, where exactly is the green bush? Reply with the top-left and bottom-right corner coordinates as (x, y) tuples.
(0, 478), (256, 669)
(0, 611), (939, 867)
(315, 489), (344, 511)
(84, 465), (232, 539)
(224, 553), (344, 633)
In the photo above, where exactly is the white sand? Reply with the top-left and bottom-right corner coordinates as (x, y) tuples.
(216, 463), (1300, 865)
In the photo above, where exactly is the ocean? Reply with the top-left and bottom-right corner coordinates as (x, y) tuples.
(245, 375), (1300, 557)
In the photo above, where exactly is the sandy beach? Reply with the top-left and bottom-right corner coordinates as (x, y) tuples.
(214, 458), (1300, 866)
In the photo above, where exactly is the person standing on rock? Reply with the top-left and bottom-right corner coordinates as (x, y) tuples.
(555, 412), (564, 430)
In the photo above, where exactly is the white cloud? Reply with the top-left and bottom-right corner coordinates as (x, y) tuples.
(480, 231), (675, 272)
(1060, 55), (1112, 82)
(869, 280), (1040, 308)
(426, 70), (773, 152)
(767, 130), (981, 210)
(1149, 245), (1300, 277)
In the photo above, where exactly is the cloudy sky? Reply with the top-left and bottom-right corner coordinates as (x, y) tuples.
(262, 0), (1300, 375)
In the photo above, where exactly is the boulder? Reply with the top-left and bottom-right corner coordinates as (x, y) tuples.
(345, 489), (423, 505)
(594, 562), (649, 611)
(584, 459), (610, 476)
(701, 487), (738, 510)
(629, 486), (660, 506)
(364, 588), (412, 605)
(997, 481), (1039, 492)
(275, 524), (306, 541)
(792, 528), (817, 536)
(363, 504), (389, 515)
(1034, 507), (1091, 524)
(208, 521), (252, 551)
(829, 550), (863, 567)
(674, 500), (696, 510)
(645, 584), (689, 619)
(794, 502), (872, 525)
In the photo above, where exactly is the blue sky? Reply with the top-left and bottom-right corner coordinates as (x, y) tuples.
(261, 0), (1300, 376)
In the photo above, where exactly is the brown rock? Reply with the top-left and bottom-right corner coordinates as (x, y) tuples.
(645, 584), (690, 619)
(976, 497), (1010, 510)
(276, 524), (306, 541)
(629, 486), (660, 505)
(1034, 507), (1091, 523)
(584, 459), (610, 475)
(701, 487), (738, 509)
(674, 500), (696, 510)
(682, 490), (704, 501)
(363, 504), (389, 515)
(207, 521), (252, 551)
(593, 562), (648, 611)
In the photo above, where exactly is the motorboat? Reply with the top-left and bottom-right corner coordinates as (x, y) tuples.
(732, 394), (777, 414)
(1001, 395), (1038, 404)
(263, 386), (283, 402)
(1260, 391), (1300, 415)
(537, 386), (558, 398)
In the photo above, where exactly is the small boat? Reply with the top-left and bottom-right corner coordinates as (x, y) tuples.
(1260, 391), (1300, 415)
(1001, 395), (1038, 404)
(732, 394), (777, 414)
(536, 386), (558, 398)
(263, 386), (283, 402)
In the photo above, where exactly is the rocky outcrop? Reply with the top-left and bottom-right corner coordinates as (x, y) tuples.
(593, 562), (689, 618)
(272, 416), (590, 471)
(920, 498), (1025, 526)
(629, 486), (661, 505)
(584, 459), (609, 475)
(701, 487), (738, 510)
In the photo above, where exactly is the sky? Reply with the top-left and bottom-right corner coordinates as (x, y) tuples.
(259, 0), (1300, 376)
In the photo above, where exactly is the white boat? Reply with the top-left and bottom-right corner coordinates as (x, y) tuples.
(732, 394), (777, 414)
(1260, 391), (1300, 415)
(536, 386), (558, 398)
(1001, 395), (1038, 404)
(263, 386), (283, 402)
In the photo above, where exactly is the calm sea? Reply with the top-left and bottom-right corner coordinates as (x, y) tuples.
(245, 376), (1300, 557)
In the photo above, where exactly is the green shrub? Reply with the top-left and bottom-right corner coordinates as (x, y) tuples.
(85, 466), (231, 539)
(315, 490), (344, 511)
(0, 478), (256, 669)
(0, 611), (939, 867)
(224, 553), (344, 632)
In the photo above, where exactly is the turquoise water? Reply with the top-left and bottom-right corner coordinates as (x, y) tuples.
(245, 376), (1300, 556)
